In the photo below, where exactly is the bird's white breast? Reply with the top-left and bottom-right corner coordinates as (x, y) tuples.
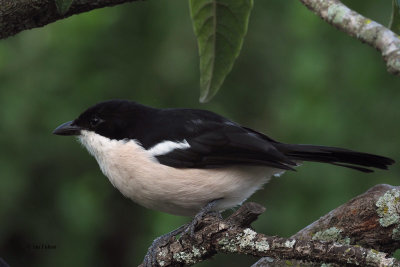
(78, 130), (280, 216)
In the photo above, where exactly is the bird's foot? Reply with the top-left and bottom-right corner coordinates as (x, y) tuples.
(183, 199), (222, 238)
(143, 225), (185, 267)
(142, 199), (222, 266)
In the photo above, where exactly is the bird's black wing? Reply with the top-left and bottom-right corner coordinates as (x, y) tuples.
(145, 108), (393, 172)
(241, 127), (395, 172)
(152, 120), (296, 170)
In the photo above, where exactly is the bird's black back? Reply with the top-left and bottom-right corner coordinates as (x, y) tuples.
(73, 100), (395, 172)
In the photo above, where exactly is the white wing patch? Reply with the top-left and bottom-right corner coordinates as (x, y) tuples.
(273, 170), (286, 177)
(147, 140), (191, 156)
(224, 121), (237, 126)
(191, 119), (203, 125)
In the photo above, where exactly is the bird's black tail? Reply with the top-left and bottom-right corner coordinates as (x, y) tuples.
(274, 143), (395, 173)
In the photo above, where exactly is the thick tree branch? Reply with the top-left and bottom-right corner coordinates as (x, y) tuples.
(0, 0), (139, 40)
(254, 184), (400, 266)
(140, 184), (400, 267)
(293, 184), (400, 254)
(298, 0), (400, 76)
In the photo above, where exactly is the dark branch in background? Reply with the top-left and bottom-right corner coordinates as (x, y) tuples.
(139, 184), (400, 267)
(0, 0), (139, 40)
(298, 0), (400, 76)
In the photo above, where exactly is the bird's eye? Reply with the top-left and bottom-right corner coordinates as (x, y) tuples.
(89, 116), (102, 127)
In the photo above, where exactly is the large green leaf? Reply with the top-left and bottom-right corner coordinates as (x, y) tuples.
(190, 0), (253, 103)
(390, 0), (400, 34)
(55, 0), (74, 15)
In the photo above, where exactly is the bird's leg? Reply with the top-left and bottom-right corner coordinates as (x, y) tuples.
(183, 198), (222, 237)
(143, 199), (222, 266)
(143, 224), (186, 267)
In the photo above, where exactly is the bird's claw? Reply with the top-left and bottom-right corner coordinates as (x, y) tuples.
(143, 235), (164, 267)
(183, 210), (222, 238)
(142, 225), (185, 267)
(142, 200), (221, 266)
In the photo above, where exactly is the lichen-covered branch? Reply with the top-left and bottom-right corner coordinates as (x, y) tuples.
(298, 0), (400, 76)
(293, 184), (400, 254)
(140, 185), (400, 267)
(253, 184), (400, 267)
(0, 0), (139, 40)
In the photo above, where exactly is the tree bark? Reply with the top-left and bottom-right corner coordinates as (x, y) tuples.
(254, 184), (400, 266)
(292, 184), (400, 254)
(0, 0), (139, 39)
(140, 184), (400, 267)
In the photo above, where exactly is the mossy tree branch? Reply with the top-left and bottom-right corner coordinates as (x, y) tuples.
(141, 184), (400, 267)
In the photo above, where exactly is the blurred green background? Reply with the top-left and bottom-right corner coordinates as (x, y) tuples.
(0, 1), (399, 266)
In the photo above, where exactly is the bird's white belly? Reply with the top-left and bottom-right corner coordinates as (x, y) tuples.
(79, 131), (278, 216)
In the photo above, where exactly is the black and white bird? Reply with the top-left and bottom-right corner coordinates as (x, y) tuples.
(53, 99), (394, 264)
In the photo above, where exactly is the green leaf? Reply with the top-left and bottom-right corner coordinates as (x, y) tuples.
(389, 0), (400, 34)
(189, 0), (253, 103)
(55, 0), (74, 15)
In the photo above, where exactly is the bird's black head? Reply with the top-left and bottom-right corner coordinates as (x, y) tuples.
(53, 100), (153, 140)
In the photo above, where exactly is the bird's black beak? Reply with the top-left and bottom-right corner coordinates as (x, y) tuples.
(53, 121), (82, 136)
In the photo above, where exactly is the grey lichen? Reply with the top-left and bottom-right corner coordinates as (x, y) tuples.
(327, 4), (350, 24)
(218, 234), (238, 253)
(312, 227), (350, 245)
(392, 225), (400, 241)
(388, 55), (400, 75)
(284, 239), (296, 248)
(255, 239), (270, 252)
(219, 228), (271, 254)
(376, 189), (400, 228)
(158, 249), (168, 258)
(365, 249), (395, 266)
(173, 251), (197, 264)
(192, 246), (206, 257)
(239, 228), (257, 248)
(172, 245), (206, 265)
(158, 248), (168, 266)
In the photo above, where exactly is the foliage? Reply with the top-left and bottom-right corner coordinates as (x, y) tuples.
(390, 0), (400, 34)
(189, 0), (253, 103)
(55, 0), (74, 15)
